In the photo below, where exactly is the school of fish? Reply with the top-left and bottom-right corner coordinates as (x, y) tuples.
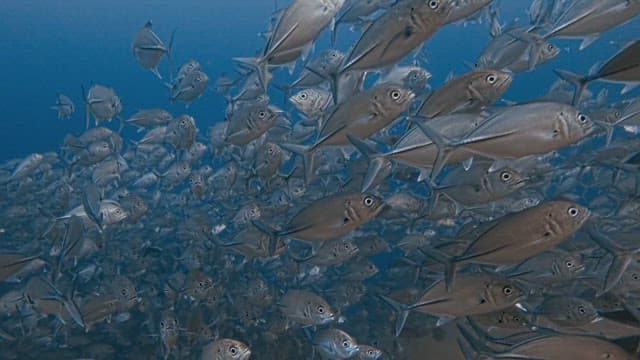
(2, 0), (640, 359)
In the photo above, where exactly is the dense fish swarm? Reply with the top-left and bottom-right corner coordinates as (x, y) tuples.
(3, 0), (640, 359)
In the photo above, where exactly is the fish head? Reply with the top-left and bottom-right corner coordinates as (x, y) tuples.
(540, 41), (561, 61)
(350, 193), (387, 221)
(380, 85), (416, 110)
(551, 200), (591, 232)
(407, 68), (431, 92)
(415, 0), (454, 21)
(111, 275), (138, 308)
(289, 89), (315, 109)
(559, 107), (595, 139)
(474, 69), (513, 97)
(334, 239), (360, 258)
(309, 298), (336, 325)
(489, 167), (527, 192)
(566, 298), (598, 323)
(555, 252), (585, 277)
(219, 339), (252, 360)
(190, 70), (209, 92)
(334, 332), (359, 357)
(358, 345), (383, 360)
(488, 278), (526, 306)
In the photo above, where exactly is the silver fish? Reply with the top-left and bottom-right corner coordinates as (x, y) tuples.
(341, 0), (452, 72)
(131, 20), (172, 79)
(51, 94), (75, 120)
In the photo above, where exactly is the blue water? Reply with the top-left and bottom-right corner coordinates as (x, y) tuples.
(1, 0), (637, 162)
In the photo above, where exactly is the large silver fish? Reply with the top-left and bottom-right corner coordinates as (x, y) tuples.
(341, 0), (452, 72)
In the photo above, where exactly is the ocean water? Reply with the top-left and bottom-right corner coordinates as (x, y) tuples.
(1, 0), (640, 359)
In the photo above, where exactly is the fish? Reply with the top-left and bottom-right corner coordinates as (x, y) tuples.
(125, 108), (173, 131)
(340, 0), (452, 72)
(225, 103), (281, 146)
(278, 290), (335, 327)
(476, 26), (561, 73)
(380, 272), (524, 336)
(200, 338), (251, 360)
(82, 84), (122, 129)
(234, 0), (345, 87)
(440, 200), (590, 287)
(131, 20), (173, 79)
(254, 192), (386, 244)
(169, 69), (209, 105)
(415, 101), (595, 180)
(555, 40), (640, 104)
(544, 0), (640, 50)
(414, 69), (512, 118)
(312, 328), (360, 359)
(51, 94), (75, 120)
(283, 83), (414, 182)
(459, 327), (635, 360)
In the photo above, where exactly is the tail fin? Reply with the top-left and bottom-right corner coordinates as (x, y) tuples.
(409, 118), (458, 185)
(233, 57), (269, 91)
(553, 69), (588, 106)
(378, 295), (412, 337)
(279, 143), (315, 185)
(587, 224), (639, 296)
(347, 134), (391, 192)
(251, 220), (280, 257)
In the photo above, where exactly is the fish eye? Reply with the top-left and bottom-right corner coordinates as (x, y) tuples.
(565, 260), (574, 268)
(578, 113), (588, 123)
(547, 44), (555, 50)
(486, 74), (497, 83)
(196, 75), (203, 82)
(258, 111), (266, 118)
(342, 340), (350, 348)
(390, 90), (401, 100)
(577, 305), (586, 314)
(363, 196), (375, 207)
(632, 273), (639, 281)
(160, 321), (165, 328)
(428, 0), (439, 9)
(229, 346), (237, 355)
(368, 350), (375, 355)
(121, 289), (127, 296)
(317, 305), (325, 313)
(567, 207), (579, 217)
(299, 92), (308, 100)
(500, 171), (512, 181)
(615, 111), (621, 118)
(502, 286), (513, 295)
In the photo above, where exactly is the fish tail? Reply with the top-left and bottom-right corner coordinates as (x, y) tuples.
(553, 69), (588, 106)
(418, 246), (457, 292)
(233, 57), (270, 90)
(378, 294), (411, 337)
(347, 134), (390, 192)
(279, 143), (315, 185)
(409, 117), (458, 185)
(250, 220), (279, 257)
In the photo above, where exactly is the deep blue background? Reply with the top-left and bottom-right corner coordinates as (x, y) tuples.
(0, 0), (637, 162)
